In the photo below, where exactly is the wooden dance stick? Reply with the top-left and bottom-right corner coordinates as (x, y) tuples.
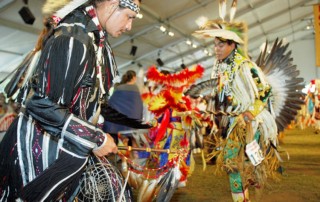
(118, 146), (179, 154)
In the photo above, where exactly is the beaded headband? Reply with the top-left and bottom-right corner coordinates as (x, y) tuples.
(120, 0), (140, 14)
(43, 0), (140, 21)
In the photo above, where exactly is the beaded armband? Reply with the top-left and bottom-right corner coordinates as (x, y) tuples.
(61, 115), (106, 156)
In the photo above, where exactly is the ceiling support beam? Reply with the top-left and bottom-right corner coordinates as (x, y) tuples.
(0, 18), (40, 35)
(117, 0), (276, 70)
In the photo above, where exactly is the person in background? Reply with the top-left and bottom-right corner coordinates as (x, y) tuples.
(0, 96), (18, 142)
(0, 93), (6, 118)
(103, 69), (144, 144)
(0, 0), (141, 201)
(0, 94), (18, 142)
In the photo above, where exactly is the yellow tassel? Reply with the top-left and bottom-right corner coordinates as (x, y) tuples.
(201, 150), (207, 171)
(189, 152), (195, 174)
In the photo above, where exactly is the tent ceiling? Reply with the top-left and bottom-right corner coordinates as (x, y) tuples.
(0, 0), (318, 81)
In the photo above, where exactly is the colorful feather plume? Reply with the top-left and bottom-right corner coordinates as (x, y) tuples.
(146, 65), (204, 89)
(142, 65), (203, 116)
(143, 88), (193, 116)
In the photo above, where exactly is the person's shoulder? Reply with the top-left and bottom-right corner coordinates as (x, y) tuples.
(116, 84), (140, 92)
(236, 54), (256, 68)
(54, 9), (94, 46)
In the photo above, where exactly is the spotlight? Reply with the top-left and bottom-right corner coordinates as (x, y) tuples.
(160, 25), (166, 32)
(156, 58), (164, 66)
(130, 45), (138, 56)
(180, 63), (186, 69)
(19, 6), (35, 25)
(136, 13), (143, 19)
(168, 31), (174, 37)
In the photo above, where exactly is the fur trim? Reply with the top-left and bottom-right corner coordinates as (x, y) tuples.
(42, 0), (88, 19)
(42, 0), (70, 16)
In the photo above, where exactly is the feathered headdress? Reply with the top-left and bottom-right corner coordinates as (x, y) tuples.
(193, 0), (248, 57)
(193, 19), (247, 45)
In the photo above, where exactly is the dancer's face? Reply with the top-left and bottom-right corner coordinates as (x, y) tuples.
(213, 38), (235, 61)
(96, 0), (140, 38)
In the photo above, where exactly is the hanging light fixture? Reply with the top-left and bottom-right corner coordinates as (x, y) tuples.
(19, 0), (35, 25)
(130, 39), (138, 56)
(156, 50), (164, 66)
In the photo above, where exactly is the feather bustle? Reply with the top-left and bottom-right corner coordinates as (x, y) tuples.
(256, 38), (305, 132)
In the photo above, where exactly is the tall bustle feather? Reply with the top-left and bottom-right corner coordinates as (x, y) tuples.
(255, 38), (305, 132)
(219, 0), (227, 21)
(229, 0), (237, 22)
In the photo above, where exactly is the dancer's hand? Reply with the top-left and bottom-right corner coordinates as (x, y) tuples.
(242, 111), (254, 123)
(93, 133), (118, 157)
(238, 111), (254, 128)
